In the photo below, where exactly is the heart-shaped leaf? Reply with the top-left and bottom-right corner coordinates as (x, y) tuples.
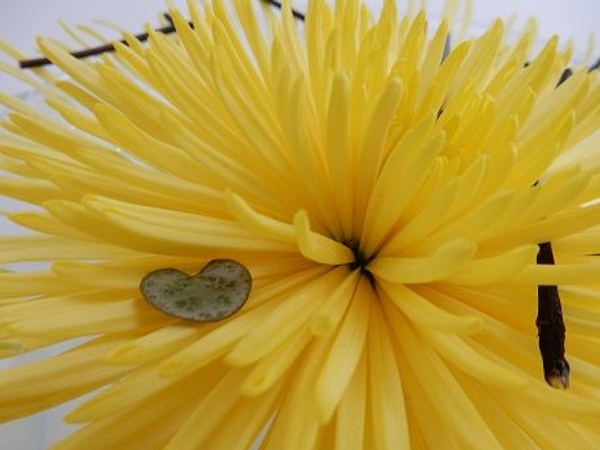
(140, 259), (252, 322)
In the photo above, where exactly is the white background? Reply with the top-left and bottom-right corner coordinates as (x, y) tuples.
(1, 0), (600, 95)
(0, 0), (599, 449)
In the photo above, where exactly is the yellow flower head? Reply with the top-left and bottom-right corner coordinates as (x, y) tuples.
(2, 0), (600, 448)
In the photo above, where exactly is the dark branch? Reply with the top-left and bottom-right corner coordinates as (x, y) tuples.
(557, 68), (573, 86)
(261, 0), (306, 21)
(533, 69), (572, 389)
(19, 1), (306, 69)
(19, 18), (178, 69)
(536, 242), (569, 389)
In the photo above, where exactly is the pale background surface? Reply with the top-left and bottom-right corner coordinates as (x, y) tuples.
(0, 0), (599, 448)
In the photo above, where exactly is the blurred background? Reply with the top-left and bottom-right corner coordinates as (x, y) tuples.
(0, 0), (599, 448)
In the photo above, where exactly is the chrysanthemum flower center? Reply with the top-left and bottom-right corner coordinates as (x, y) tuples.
(347, 240), (376, 280)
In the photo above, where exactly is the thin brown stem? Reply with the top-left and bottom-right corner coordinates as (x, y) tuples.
(19, 18), (177, 69)
(536, 242), (569, 389)
(18, 1), (306, 69)
(261, 0), (306, 21)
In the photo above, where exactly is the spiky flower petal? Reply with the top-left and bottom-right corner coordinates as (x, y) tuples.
(2, 0), (600, 448)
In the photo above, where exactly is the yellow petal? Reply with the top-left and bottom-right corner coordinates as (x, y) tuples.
(226, 267), (349, 366)
(369, 238), (477, 284)
(379, 281), (481, 334)
(293, 210), (355, 265)
(314, 276), (370, 422)
(225, 189), (296, 243)
(366, 305), (410, 450)
(444, 245), (538, 285)
(0, 337), (132, 421)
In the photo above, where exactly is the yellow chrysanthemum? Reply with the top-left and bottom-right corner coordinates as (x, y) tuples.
(2, 0), (600, 448)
